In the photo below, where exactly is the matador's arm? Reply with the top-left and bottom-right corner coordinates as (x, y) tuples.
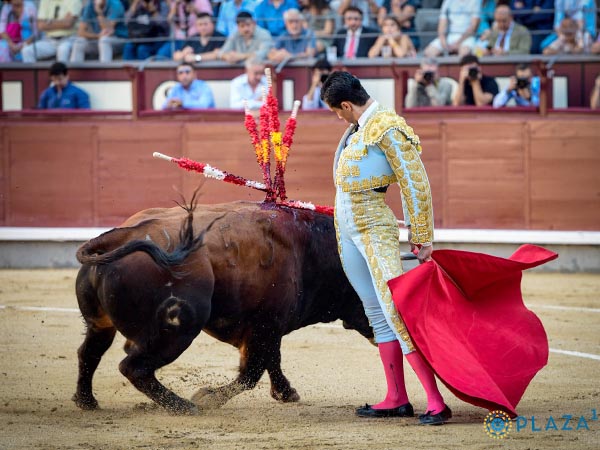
(376, 129), (434, 246)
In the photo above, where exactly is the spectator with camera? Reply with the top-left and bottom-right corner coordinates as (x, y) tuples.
(218, 10), (273, 63)
(173, 12), (225, 62)
(483, 4), (531, 56)
(302, 57), (331, 109)
(405, 57), (455, 107)
(70, 0), (128, 61)
(452, 54), (498, 106)
(162, 61), (215, 109)
(123, 0), (170, 60)
(493, 63), (540, 108)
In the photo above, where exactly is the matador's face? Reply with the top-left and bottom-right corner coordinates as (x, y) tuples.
(329, 102), (357, 126)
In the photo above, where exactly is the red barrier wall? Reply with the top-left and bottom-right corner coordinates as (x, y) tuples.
(1, 111), (599, 230)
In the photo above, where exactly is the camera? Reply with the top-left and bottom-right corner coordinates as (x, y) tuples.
(468, 67), (479, 80)
(423, 71), (434, 84)
(516, 77), (530, 89)
(320, 73), (330, 84)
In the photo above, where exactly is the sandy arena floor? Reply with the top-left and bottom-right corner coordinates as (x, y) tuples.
(0, 269), (599, 450)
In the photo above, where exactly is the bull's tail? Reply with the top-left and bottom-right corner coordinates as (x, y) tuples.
(76, 201), (222, 273)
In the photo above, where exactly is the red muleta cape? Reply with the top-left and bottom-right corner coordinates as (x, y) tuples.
(387, 244), (558, 417)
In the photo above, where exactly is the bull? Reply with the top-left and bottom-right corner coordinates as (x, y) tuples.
(73, 199), (373, 414)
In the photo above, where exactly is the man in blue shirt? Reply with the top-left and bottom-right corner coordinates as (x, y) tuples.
(493, 63), (540, 108)
(163, 62), (215, 109)
(216, 0), (258, 36)
(268, 8), (316, 63)
(38, 62), (91, 109)
(70, 0), (128, 61)
(253, 0), (298, 37)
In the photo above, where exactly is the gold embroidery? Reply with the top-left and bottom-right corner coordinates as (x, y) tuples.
(349, 191), (414, 351)
(362, 107), (421, 151)
(378, 126), (433, 245)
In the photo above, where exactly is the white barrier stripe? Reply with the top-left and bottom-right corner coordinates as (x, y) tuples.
(550, 349), (600, 361)
(533, 304), (600, 313)
(0, 305), (80, 313)
(2, 227), (600, 244)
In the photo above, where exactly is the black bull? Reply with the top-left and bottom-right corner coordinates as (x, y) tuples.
(73, 201), (374, 414)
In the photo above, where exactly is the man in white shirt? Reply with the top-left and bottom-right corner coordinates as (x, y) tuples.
(423, 0), (480, 57)
(229, 58), (267, 110)
(21, 0), (82, 62)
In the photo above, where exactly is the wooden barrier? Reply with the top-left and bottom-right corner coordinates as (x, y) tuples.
(1, 110), (599, 230)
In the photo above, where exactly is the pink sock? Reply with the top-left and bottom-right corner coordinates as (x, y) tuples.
(372, 340), (410, 409)
(406, 351), (445, 414)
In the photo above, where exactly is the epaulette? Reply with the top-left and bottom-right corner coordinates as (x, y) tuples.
(362, 107), (422, 152)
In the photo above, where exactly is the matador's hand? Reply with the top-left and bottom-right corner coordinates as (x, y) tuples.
(417, 245), (433, 263)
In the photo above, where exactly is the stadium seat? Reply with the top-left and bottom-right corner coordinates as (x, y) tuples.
(415, 8), (441, 51)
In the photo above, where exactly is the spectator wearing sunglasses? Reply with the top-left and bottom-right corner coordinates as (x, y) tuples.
(163, 61), (215, 109)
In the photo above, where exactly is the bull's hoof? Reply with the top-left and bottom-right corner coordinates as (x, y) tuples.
(271, 387), (300, 403)
(72, 392), (99, 410)
(192, 391), (229, 409)
(164, 400), (199, 416)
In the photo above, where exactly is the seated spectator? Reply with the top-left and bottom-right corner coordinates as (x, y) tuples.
(254, 0), (299, 37)
(159, 0), (213, 58)
(405, 57), (455, 107)
(471, 0), (494, 56)
(216, 0), (258, 37)
(302, 57), (331, 109)
(268, 8), (316, 63)
(38, 62), (90, 109)
(300, 0), (335, 54)
(70, 0), (128, 62)
(493, 63), (540, 108)
(377, 0), (420, 50)
(482, 4), (531, 55)
(590, 74), (600, 109)
(424, 0), (480, 57)
(509, 0), (553, 54)
(229, 57), (267, 110)
(218, 11), (273, 63)
(332, 6), (378, 59)
(368, 15), (415, 57)
(541, 0), (596, 52)
(123, 0), (170, 60)
(162, 62), (215, 109)
(0, 0), (37, 62)
(336, 0), (380, 29)
(173, 12), (225, 62)
(20, 0), (81, 62)
(543, 17), (583, 55)
(452, 54), (498, 106)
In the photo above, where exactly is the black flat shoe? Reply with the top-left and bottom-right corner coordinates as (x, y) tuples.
(355, 402), (414, 418)
(419, 405), (452, 425)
